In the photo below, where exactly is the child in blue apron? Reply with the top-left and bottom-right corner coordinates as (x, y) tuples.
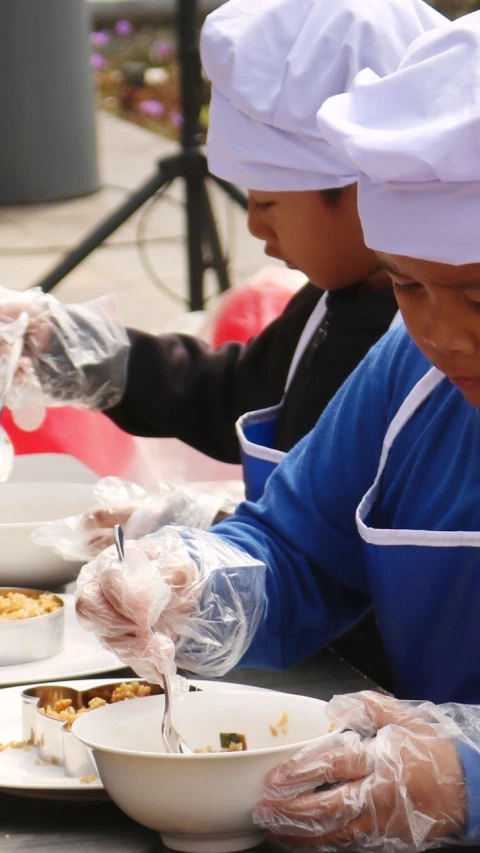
(75, 11), (480, 850)
(104, 0), (444, 502)
(199, 0), (441, 503)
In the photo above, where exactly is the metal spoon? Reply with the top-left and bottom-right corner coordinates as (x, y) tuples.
(113, 524), (192, 755)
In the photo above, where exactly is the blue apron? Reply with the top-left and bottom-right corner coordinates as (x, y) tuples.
(236, 293), (329, 501)
(357, 366), (480, 703)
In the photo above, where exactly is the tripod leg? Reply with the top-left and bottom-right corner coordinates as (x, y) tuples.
(34, 165), (176, 294)
(184, 161), (207, 312)
(201, 182), (231, 295)
(209, 175), (248, 211)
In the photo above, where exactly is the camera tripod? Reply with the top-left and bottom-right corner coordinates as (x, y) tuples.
(34, 0), (248, 311)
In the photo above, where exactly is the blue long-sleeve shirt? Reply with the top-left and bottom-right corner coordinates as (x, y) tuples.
(210, 324), (480, 836)
(215, 323), (480, 674)
(208, 327), (480, 840)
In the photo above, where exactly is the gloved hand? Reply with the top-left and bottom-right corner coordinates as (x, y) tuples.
(0, 286), (129, 430)
(74, 526), (265, 684)
(32, 476), (238, 561)
(254, 690), (468, 851)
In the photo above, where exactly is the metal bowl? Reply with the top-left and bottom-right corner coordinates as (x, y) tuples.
(21, 683), (78, 747)
(0, 587), (65, 665)
(21, 680), (199, 778)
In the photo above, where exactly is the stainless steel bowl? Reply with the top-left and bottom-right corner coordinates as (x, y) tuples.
(21, 680), (183, 778)
(21, 684), (78, 745)
(0, 587), (64, 665)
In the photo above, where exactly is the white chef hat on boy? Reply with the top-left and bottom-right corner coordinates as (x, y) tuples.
(200, 0), (445, 192)
(317, 12), (480, 265)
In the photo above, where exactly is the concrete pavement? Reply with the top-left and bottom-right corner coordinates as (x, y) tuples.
(0, 111), (268, 332)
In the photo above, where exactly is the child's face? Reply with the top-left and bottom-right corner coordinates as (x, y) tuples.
(247, 186), (380, 291)
(380, 252), (480, 406)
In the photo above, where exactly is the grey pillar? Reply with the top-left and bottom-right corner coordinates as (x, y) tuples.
(0, 0), (99, 204)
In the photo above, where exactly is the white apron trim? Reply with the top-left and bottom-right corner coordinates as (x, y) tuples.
(236, 292), (328, 463)
(284, 292), (328, 392)
(355, 366), (480, 546)
(235, 403), (286, 464)
(389, 310), (402, 330)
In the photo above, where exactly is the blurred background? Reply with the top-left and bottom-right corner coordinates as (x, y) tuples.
(0, 0), (477, 487)
(0, 0), (477, 329)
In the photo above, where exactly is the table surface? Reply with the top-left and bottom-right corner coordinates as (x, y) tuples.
(0, 651), (473, 853)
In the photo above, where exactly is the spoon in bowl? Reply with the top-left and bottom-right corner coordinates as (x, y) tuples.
(112, 524), (192, 755)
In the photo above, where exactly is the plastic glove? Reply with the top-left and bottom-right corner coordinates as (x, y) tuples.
(32, 476), (237, 561)
(254, 690), (469, 851)
(0, 286), (129, 430)
(75, 526), (265, 685)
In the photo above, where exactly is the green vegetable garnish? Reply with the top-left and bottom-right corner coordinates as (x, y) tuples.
(220, 732), (247, 750)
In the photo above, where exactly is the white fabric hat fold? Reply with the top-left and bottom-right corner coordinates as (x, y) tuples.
(357, 178), (480, 266)
(317, 12), (480, 264)
(200, 0), (445, 191)
(207, 92), (355, 192)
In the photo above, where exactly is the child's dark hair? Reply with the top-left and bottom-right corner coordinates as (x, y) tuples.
(319, 187), (345, 207)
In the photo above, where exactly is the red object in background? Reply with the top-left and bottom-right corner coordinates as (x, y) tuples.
(2, 407), (137, 478)
(211, 279), (293, 347)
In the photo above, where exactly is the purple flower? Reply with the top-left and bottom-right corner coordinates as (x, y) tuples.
(89, 29), (110, 47)
(115, 19), (134, 36)
(139, 100), (165, 118)
(170, 110), (184, 128)
(90, 52), (107, 70)
(151, 40), (173, 61)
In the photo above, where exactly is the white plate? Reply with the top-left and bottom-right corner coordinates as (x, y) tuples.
(0, 678), (268, 800)
(0, 596), (124, 687)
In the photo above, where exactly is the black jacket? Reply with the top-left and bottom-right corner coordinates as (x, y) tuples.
(107, 282), (398, 461)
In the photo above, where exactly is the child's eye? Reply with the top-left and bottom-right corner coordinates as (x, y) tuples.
(391, 279), (423, 293)
(253, 200), (275, 211)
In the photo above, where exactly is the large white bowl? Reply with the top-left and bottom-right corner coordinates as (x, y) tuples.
(72, 688), (330, 853)
(0, 482), (95, 588)
(9, 453), (97, 484)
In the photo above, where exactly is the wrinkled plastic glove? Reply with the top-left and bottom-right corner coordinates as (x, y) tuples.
(254, 691), (468, 852)
(32, 476), (237, 561)
(0, 286), (129, 430)
(75, 525), (265, 685)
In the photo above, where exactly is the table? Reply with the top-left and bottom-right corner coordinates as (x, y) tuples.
(0, 650), (473, 853)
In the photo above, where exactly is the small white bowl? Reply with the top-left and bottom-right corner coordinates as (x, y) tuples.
(0, 482), (95, 588)
(72, 688), (330, 853)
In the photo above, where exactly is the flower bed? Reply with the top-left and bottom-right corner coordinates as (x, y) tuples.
(90, 19), (210, 140)
(91, 2), (474, 142)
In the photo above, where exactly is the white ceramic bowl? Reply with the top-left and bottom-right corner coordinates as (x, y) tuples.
(0, 482), (95, 588)
(72, 688), (330, 853)
(9, 453), (97, 484)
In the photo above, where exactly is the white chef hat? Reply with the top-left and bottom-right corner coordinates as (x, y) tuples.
(200, 0), (445, 192)
(317, 11), (480, 265)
